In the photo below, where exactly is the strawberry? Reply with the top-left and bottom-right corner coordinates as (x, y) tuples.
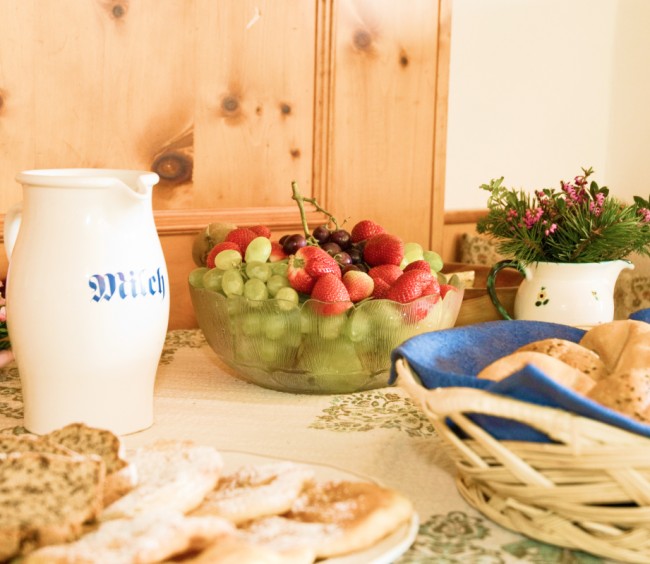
(403, 260), (432, 274)
(342, 270), (374, 302)
(225, 227), (258, 255)
(206, 241), (241, 269)
(371, 277), (391, 299)
(363, 233), (404, 267)
(269, 241), (288, 262)
(440, 284), (458, 299)
(422, 276), (441, 297)
(311, 273), (352, 315)
(350, 220), (386, 243)
(250, 225), (272, 238)
(385, 270), (434, 303)
(287, 246), (341, 294)
(368, 264), (402, 298)
(386, 270), (437, 322)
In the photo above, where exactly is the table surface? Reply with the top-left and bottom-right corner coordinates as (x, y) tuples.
(0, 329), (608, 563)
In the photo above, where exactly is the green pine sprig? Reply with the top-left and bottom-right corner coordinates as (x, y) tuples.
(476, 168), (650, 264)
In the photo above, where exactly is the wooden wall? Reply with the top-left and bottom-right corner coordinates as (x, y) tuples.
(0, 0), (456, 329)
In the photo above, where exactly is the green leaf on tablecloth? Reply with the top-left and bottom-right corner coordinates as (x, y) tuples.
(502, 539), (603, 563)
(309, 390), (435, 437)
(159, 330), (209, 365)
(397, 511), (499, 563)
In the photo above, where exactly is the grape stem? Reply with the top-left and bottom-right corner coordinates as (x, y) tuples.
(291, 181), (340, 243)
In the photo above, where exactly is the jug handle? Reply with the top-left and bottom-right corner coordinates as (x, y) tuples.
(486, 259), (527, 320)
(3, 203), (22, 260)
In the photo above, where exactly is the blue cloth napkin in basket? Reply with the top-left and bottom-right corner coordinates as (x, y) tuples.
(389, 317), (650, 442)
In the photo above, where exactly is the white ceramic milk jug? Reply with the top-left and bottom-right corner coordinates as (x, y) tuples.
(3, 169), (170, 435)
(487, 259), (633, 329)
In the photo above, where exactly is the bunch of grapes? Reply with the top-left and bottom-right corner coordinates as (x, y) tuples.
(279, 226), (365, 274)
(190, 235), (299, 308)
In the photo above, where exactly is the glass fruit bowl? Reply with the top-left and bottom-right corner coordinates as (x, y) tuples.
(190, 283), (464, 394)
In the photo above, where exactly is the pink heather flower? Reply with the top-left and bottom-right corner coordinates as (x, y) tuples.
(506, 209), (518, 221)
(574, 175), (588, 187)
(523, 207), (543, 229)
(0, 306), (6, 323)
(562, 181), (588, 205)
(589, 192), (606, 216)
(545, 223), (558, 236)
(639, 207), (650, 223)
(535, 190), (552, 210)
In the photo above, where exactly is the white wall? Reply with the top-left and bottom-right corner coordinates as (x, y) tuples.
(445, 0), (650, 210)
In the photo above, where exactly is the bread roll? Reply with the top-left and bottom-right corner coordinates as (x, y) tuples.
(477, 351), (596, 394)
(579, 320), (650, 372)
(516, 338), (608, 380)
(587, 370), (650, 423)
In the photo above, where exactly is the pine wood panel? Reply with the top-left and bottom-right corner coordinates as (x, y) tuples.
(325, 0), (443, 246)
(192, 0), (316, 209)
(0, 0), (452, 329)
(0, 0), (197, 208)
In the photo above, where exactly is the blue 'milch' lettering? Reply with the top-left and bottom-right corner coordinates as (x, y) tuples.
(89, 268), (166, 302)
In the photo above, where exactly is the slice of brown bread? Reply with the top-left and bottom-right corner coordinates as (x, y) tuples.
(0, 451), (105, 561)
(0, 435), (76, 457)
(46, 423), (127, 475)
(45, 423), (137, 507)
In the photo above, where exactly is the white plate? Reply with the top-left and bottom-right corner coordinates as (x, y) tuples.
(221, 450), (419, 564)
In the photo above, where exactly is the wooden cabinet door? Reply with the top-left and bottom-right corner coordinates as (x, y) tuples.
(0, 0), (450, 328)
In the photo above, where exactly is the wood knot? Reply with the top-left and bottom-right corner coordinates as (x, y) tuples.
(290, 148), (301, 159)
(399, 51), (409, 67)
(222, 96), (240, 113)
(112, 3), (126, 18)
(353, 30), (372, 50)
(280, 103), (292, 115)
(152, 152), (193, 184)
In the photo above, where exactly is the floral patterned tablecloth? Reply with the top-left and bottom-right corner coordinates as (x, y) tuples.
(0, 330), (607, 564)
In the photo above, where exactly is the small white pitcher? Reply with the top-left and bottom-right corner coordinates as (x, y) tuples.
(3, 169), (170, 435)
(487, 260), (633, 329)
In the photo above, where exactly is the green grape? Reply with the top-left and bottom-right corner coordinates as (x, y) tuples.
(318, 314), (347, 340)
(245, 236), (272, 263)
(259, 339), (281, 363)
(202, 268), (225, 292)
(240, 312), (262, 336)
(423, 250), (444, 272)
(271, 260), (289, 277)
(275, 286), (299, 311)
(189, 267), (208, 288)
(243, 278), (269, 301)
(401, 242), (424, 268)
(263, 313), (287, 340)
(245, 261), (272, 282)
(215, 249), (243, 270)
(222, 269), (244, 296)
(266, 274), (290, 297)
(347, 309), (372, 342)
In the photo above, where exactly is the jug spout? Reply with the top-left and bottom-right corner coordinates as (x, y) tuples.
(110, 170), (160, 200)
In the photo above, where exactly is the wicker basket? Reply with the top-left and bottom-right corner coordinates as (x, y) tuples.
(396, 358), (650, 563)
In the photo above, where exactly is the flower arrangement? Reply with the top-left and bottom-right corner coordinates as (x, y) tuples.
(476, 167), (650, 264)
(0, 281), (9, 351)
